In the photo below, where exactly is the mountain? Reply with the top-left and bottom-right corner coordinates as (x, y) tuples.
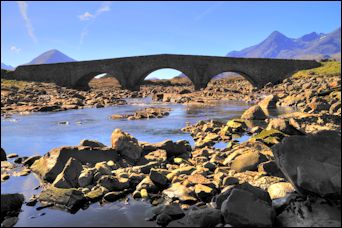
(27, 49), (76, 65)
(227, 27), (341, 60)
(1, 62), (14, 70)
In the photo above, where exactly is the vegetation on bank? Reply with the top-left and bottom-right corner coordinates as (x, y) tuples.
(293, 61), (341, 78)
(1, 79), (30, 89)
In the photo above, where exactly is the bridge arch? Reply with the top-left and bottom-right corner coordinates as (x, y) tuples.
(208, 69), (258, 88)
(135, 66), (196, 89)
(73, 71), (124, 90)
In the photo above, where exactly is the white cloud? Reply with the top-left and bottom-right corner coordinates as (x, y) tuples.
(78, 12), (95, 21)
(79, 1), (111, 45)
(16, 1), (38, 43)
(10, 46), (21, 53)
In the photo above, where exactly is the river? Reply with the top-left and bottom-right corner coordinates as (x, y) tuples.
(1, 98), (250, 227)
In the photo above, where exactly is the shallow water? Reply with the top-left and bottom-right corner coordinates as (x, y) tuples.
(1, 98), (250, 227)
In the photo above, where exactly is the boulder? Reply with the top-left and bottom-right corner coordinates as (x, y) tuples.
(163, 182), (197, 204)
(111, 129), (142, 161)
(1, 194), (24, 222)
(212, 183), (271, 209)
(266, 118), (303, 135)
(241, 105), (268, 120)
(272, 130), (341, 198)
(186, 207), (222, 227)
(78, 169), (94, 187)
(22, 155), (41, 167)
(154, 140), (191, 157)
(38, 187), (85, 212)
(52, 158), (83, 189)
(79, 139), (106, 148)
(195, 184), (215, 202)
(230, 151), (268, 172)
(221, 188), (274, 227)
(1, 148), (7, 161)
(250, 129), (287, 146)
(149, 169), (169, 188)
(276, 194), (341, 227)
(259, 95), (278, 114)
(31, 146), (120, 183)
(258, 161), (285, 178)
(267, 182), (295, 200)
(98, 176), (130, 191)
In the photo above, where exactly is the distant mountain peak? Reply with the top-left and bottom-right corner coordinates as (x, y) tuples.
(27, 49), (76, 65)
(227, 27), (341, 60)
(1, 62), (14, 70)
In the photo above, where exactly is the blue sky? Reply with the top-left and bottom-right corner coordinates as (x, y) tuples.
(1, 1), (341, 79)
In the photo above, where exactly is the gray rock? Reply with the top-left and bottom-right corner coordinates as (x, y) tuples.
(221, 189), (273, 227)
(38, 187), (85, 212)
(273, 130), (341, 198)
(186, 207), (222, 227)
(1, 194), (24, 222)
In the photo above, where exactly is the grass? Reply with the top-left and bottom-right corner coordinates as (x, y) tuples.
(1, 79), (30, 89)
(293, 61), (341, 78)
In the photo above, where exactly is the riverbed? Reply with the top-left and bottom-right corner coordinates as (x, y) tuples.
(1, 98), (250, 227)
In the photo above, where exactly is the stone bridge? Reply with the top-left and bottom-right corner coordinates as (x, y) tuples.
(13, 54), (320, 90)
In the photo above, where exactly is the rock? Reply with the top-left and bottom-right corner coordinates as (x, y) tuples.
(250, 129), (287, 146)
(79, 139), (106, 148)
(7, 153), (18, 159)
(241, 105), (268, 120)
(163, 182), (197, 204)
(212, 183), (271, 209)
(144, 149), (167, 163)
(1, 148), (7, 161)
(98, 176), (130, 191)
(78, 169), (94, 187)
(272, 130), (341, 198)
(186, 207), (222, 227)
(266, 118), (303, 135)
(230, 151), (268, 172)
(135, 176), (159, 194)
(13, 156), (27, 164)
(267, 182), (295, 200)
(2, 217), (19, 227)
(154, 140), (191, 157)
(95, 162), (112, 175)
(103, 190), (129, 202)
(258, 161), (285, 178)
(221, 188), (273, 227)
(1, 194), (24, 223)
(276, 194), (341, 227)
(52, 158), (83, 189)
(156, 213), (172, 226)
(38, 187), (85, 212)
(85, 187), (104, 202)
(31, 146), (120, 183)
(22, 155), (41, 167)
(153, 204), (185, 226)
(149, 169), (169, 188)
(259, 95), (278, 114)
(111, 129), (142, 161)
(195, 184), (215, 202)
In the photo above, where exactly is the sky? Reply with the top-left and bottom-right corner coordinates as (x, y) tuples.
(1, 1), (341, 79)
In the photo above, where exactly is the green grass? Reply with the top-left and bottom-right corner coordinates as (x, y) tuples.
(293, 61), (341, 78)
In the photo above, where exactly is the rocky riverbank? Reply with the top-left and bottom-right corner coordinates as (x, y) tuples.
(1, 61), (341, 227)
